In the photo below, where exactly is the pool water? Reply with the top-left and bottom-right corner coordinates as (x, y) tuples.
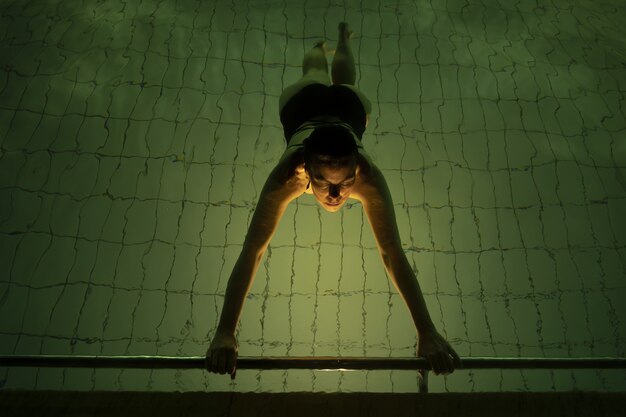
(0, 0), (625, 393)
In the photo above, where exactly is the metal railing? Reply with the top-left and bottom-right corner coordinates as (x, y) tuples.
(2, 355), (625, 393)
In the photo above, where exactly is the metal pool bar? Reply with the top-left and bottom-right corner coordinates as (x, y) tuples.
(2, 355), (625, 393)
(2, 355), (626, 370)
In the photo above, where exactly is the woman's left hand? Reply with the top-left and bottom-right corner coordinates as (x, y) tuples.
(417, 329), (462, 375)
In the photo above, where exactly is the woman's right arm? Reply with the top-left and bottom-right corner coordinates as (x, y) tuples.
(207, 157), (303, 376)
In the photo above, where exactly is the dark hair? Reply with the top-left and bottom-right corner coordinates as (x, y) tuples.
(302, 125), (358, 168)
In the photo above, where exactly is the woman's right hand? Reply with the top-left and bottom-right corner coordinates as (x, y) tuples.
(206, 331), (238, 379)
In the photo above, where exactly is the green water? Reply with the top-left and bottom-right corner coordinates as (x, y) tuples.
(0, 0), (625, 393)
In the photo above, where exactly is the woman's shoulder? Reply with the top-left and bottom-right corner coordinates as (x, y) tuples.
(350, 151), (381, 202)
(273, 146), (308, 191)
(355, 149), (374, 178)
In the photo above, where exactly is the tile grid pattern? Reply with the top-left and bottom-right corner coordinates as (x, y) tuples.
(0, 0), (625, 392)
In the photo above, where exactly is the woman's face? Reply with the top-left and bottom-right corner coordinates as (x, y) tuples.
(307, 155), (358, 212)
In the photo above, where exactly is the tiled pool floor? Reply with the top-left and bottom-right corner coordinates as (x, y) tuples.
(0, 0), (625, 392)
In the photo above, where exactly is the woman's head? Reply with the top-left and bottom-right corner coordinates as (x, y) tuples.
(303, 125), (359, 212)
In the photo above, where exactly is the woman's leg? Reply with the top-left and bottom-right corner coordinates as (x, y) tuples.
(279, 42), (331, 114)
(331, 22), (356, 85)
(331, 22), (371, 117)
(302, 41), (330, 76)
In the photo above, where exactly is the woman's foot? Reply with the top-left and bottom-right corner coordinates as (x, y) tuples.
(338, 22), (353, 43)
(314, 40), (334, 55)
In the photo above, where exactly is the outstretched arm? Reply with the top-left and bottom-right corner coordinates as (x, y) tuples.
(207, 160), (301, 376)
(357, 163), (461, 375)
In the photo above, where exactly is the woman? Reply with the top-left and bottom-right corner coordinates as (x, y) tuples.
(206, 22), (460, 378)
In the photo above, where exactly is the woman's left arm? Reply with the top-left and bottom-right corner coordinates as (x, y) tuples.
(356, 163), (461, 375)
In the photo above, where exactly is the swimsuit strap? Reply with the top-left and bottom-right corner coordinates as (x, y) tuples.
(287, 121), (364, 150)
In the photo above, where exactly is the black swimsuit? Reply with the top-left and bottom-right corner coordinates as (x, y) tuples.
(280, 83), (367, 144)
